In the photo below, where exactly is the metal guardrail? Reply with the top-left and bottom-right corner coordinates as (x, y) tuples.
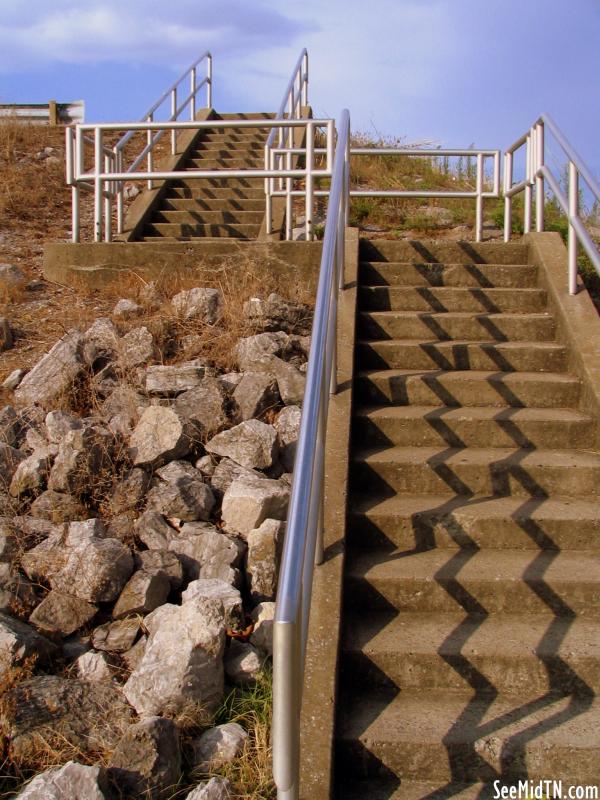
(66, 118), (334, 242)
(0, 101), (85, 125)
(349, 147), (501, 242)
(265, 49), (310, 239)
(272, 107), (349, 800)
(504, 113), (600, 294)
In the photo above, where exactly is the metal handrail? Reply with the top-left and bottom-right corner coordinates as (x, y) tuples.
(67, 117), (334, 242)
(504, 113), (600, 294)
(265, 49), (309, 239)
(349, 147), (501, 242)
(272, 108), (350, 800)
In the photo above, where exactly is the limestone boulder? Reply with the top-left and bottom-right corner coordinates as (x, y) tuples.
(15, 761), (108, 800)
(224, 640), (263, 686)
(112, 570), (171, 619)
(29, 591), (97, 637)
(233, 372), (279, 421)
(168, 523), (245, 585)
(92, 618), (140, 653)
(186, 778), (232, 800)
(173, 378), (228, 438)
(246, 518), (284, 603)
(120, 326), (157, 368)
(182, 578), (243, 628)
(82, 318), (119, 366)
(29, 490), (85, 522)
(14, 330), (86, 408)
(113, 298), (142, 319)
(243, 292), (312, 335)
(1, 675), (133, 762)
(130, 406), (194, 467)
(172, 287), (222, 324)
(76, 650), (114, 683)
(0, 612), (57, 679)
(123, 598), (225, 717)
(250, 602), (275, 656)
(146, 466), (215, 522)
(146, 360), (208, 395)
(135, 549), (183, 590)
(108, 716), (181, 800)
(205, 419), (278, 470)
(275, 405), (301, 471)
(190, 722), (248, 773)
(9, 449), (53, 497)
(135, 510), (177, 550)
(222, 475), (289, 538)
(48, 424), (116, 495)
(209, 457), (262, 499)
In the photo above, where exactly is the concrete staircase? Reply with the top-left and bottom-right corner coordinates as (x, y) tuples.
(141, 112), (273, 241)
(335, 239), (600, 797)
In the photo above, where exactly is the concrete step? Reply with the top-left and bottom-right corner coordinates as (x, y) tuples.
(357, 340), (567, 372)
(354, 370), (580, 408)
(336, 688), (600, 783)
(185, 157), (263, 169)
(341, 611), (600, 694)
(353, 406), (594, 449)
(152, 210), (263, 225)
(199, 133), (266, 145)
(172, 177), (264, 188)
(360, 239), (529, 265)
(335, 779), (492, 800)
(348, 493), (600, 551)
(162, 197), (264, 212)
(357, 311), (556, 342)
(190, 144), (264, 156)
(143, 222), (259, 239)
(215, 111), (276, 119)
(167, 186), (264, 200)
(359, 286), (547, 313)
(360, 261), (538, 288)
(344, 547), (600, 614)
(351, 445), (600, 498)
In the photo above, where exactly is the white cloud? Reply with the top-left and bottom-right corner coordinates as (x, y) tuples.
(0, 0), (314, 72)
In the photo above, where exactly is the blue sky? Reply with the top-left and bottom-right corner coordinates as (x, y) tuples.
(1, 0), (599, 174)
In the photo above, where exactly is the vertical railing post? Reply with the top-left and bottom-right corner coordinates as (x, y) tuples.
(93, 127), (103, 243)
(147, 114), (154, 190)
(273, 620), (300, 800)
(504, 151), (513, 242)
(104, 151), (112, 242)
(535, 120), (545, 232)
(265, 143), (272, 236)
(66, 127), (79, 243)
(523, 134), (532, 234)
(171, 88), (177, 154)
(190, 67), (197, 120)
(302, 51), (308, 106)
(117, 149), (124, 235)
(568, 161), (579, 295)
(305, 122), (314, 241)
(207, 54), (213, 108)
(475, 152), (483, 243)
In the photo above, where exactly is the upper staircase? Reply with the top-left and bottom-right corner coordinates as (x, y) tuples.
(139, 112), (273, 241)
(334, 238), (600, 798)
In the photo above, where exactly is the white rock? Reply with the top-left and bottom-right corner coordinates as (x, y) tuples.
(250, 601), (275, 655)
(146, 471), (215, 522)
(186, 777), (232, 800)
(172, 287), (222, 324)
(235, 332), (291, 369)
(120, 326), (156, 368)
(168, 523), (244, 586)
(205, 419), (278, 470)
(9, 449), (53, 496)
(275, 405), (301, 471)
(14, 330), (85, 408)
(123, 598), (225, 717)
(113, 298), (142, 318)
(246, 518), (284, 602)
(82, 317), (119, 366)
(76, 650), (114, 682)
(222, 475), (289, 538)
(146, 360), (208, 395)
(0, 611), (57, 679)
(191, 722), (248, 772)
(45, 410), (83, 444)
(182, 578), (243, 628)
(15, 761), (108, 799)
(224, 640), (263, 685)
(233, 372), (279, 421)
(2, 368), (26, 390)
(130, 406), (194, 467)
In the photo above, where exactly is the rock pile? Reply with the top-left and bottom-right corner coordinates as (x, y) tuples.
(0, 283), (309, 799)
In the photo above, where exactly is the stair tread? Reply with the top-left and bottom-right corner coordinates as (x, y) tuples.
(355, 444), (600, 466)
(346, 546), (600, 584)
(355, 406), (592, 423)
(343, 610), (600, 660)
(338, 687), (600, 748)
(359, 310), (552, 319)
(337, 780), (490, 800)
(359, 338), (563, 348)
(351, 491), (600, 521)
(357, 368), (577, 382)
